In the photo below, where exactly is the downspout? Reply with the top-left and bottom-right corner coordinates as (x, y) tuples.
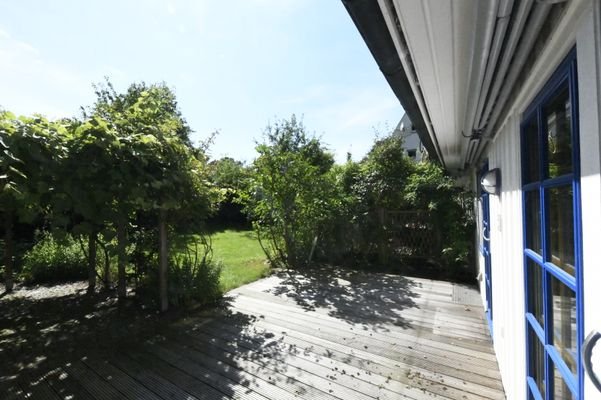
(377, 0), (445, 166)
(472, 3), (552, 161)
(475, 0), (534, 132)
(465, 0), (533, 167)
(462, 0), (501, 163)
(472, 0), (516, 130)
(472, 3), (552, 164)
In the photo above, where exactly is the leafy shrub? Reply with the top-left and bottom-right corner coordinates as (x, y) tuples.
(170, 258), (222, 307)
(316, 135), (474, 277)
(21, 233), (87, 284)
(169, 238), (223, 307)
(403, 162), (475, 272)
(246, 116), (336, 268)
(138, 235), (222, 308)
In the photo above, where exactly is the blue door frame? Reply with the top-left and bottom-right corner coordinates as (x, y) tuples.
(479, 163), (493, 333)
(521, 48), (584, 400)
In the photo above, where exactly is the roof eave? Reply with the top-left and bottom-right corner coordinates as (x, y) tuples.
(341, 0), (440, 164)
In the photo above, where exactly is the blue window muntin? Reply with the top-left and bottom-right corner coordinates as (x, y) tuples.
(520, 47), (583, 399)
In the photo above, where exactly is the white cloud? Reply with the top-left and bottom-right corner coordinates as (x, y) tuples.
(166, 1), (176, 15)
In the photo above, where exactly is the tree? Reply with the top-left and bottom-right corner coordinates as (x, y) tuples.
(49, 116), (118, 292)
(336, 134), (413, 261)
(89, 80), (213, 310)
(208, 157), (250, 227)
(358, 134), (413, 209)
(209, 157), (247, 189)
(1, 112), (66, 291)
(247, 116), (335, 268)
(0, 111), (22, 292)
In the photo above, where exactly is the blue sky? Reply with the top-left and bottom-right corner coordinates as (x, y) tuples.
(0, 0), (404, 163)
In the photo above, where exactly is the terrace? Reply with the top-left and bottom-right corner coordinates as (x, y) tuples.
(1, 267), (504, 400)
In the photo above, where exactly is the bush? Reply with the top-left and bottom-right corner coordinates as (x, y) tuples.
(138, 236), (222, 308)
(169, 253), (222, 308)
(246, 116), (336, 268)
(21, 233), (87, 284)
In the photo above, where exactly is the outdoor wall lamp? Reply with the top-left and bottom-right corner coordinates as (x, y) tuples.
(481, 168), (501, 195)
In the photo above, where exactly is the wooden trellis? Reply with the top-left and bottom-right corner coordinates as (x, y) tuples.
(379, 210), (441, 257)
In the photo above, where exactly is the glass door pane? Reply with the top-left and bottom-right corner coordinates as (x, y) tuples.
(550, 274), (577, 375)
(527, 259), (545, 328)
(522, 49), (581, 399)
(545, 81), (573, 179)
(525, 190), (542, 255)
(529, 326), (546, 397)
(523, 117), (541, 184)
(546, 186), (575, 277)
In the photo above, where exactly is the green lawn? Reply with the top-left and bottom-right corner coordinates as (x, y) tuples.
(210, 229), (269, 293)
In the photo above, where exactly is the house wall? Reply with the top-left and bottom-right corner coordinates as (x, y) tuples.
(576, 3), (601, 399)
(479, 114), (525, 400)
(476, 1), (601, 398)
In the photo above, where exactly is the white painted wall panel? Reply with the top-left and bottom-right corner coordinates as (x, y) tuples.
(576, 4), (601, 397)
(474, 3), (600, 398)
(480, 115), (525, 400)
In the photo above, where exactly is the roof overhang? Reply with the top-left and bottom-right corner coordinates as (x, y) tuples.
(341, 0), (440, 165)
(343, 0), (569, 173)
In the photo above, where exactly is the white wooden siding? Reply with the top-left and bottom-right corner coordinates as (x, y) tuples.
(576, 3), (601, 398)
(478, 114), (525, 400)
(476, 2), (601, 398)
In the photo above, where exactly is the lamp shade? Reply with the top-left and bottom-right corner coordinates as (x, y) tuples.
(481, 168), (501, 195)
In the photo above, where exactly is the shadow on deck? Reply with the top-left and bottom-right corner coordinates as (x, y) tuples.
(0, 268), (505, 399)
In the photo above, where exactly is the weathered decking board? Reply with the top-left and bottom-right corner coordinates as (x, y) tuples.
(228, 295), (498, 364)
(4, 270), (505, 399)
(232, 287), (493, 343)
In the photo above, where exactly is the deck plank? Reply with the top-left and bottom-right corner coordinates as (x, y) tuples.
(150, 339), (305, 400)
(6, 270), (505, 400)
(186, 315), (504, 399)
(227, 303), (501, 380)
(108, 352), (204, 400)
(125, 349), (230, 400)
(62, 360), (126, 400)
(161, 331), (342, 400)
(81, 356), (164, 400)
(234, 285), (490, 334)
(229, 292), (496, 356)
(178, 320), (498, 400)
(42, 365), (97, 400)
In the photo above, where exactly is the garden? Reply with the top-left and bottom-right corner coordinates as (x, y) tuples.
(1, 80), (474, 314)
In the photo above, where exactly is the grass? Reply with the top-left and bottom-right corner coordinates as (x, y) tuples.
(210, 229), (269, 293)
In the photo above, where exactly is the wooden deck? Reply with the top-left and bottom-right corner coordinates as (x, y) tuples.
(2, 269), (505, 399)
